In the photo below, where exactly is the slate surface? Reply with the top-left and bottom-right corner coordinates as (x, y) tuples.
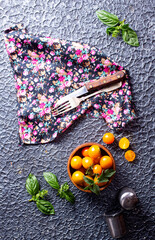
(0, 0), (154, 240)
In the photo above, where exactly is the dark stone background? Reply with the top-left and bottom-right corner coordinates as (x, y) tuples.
(0, 0), (154, 239)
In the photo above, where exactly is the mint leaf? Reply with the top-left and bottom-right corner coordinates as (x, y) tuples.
(43, 172), (60, 190)
(96, 10), (120, 27)
(26, 173), (40, 196)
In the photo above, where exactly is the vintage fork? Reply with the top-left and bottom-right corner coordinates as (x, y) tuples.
(52, 82), (122, 117)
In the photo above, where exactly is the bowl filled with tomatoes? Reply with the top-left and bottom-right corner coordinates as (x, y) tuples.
(67, 142), (116, 195)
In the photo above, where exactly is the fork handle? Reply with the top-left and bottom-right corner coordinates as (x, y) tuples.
(84, 70), (126, 91)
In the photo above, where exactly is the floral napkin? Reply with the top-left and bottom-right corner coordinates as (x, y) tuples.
(4, 24), (135, 144)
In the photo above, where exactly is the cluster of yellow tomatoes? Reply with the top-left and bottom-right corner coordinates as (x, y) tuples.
(71, 144), (113, 187)
(103, 133), (136, 162)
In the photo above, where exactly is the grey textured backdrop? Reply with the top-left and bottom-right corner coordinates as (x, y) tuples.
(0, 0), (154, 240)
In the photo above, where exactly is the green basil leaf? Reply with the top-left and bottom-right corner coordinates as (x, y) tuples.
(36, 189), (48, 199)
(91, 184), (100, 195)
(112, 27), (121, 38)
(106, 27), (116, 35)
(36, 200), (55, 215)
(83, 176), (94, 185)
(121, 24), (129, 30)
(96, 10), (120, 27)
(103, 169), (116, 178)
(26, 173), (39, 196)
(61, 183), (69, 192)
(43, 172), (60, 190)
(63, 190), (75, 204)
(122, 27), (139, 46)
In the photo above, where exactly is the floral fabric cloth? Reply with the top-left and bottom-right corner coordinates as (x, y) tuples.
(4, 24), (135, 144)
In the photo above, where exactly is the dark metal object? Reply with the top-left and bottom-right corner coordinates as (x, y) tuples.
(104, 208), (126, 239)
(119, 187), (138, 210)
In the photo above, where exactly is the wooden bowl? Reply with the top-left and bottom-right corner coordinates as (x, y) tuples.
(67, 142), (116, 193)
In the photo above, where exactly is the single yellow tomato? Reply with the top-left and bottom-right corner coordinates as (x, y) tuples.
(88, 145), (101, 159)
(81, 147), (90, 157)
(93, 164), (102, 175)
(125, 150), (136, 161)
(100, 156), (113, 169)
(103, 133), (115, 144)
(82, 156), (94, 169)
(71, 156), (82, 169)
(119, 137), (130, 149)
(72, 171), (84, 186)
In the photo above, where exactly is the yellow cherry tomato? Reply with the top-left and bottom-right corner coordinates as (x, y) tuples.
(93, 156), (101, 164)
(125, 150), (136, 161)
(88, 145), (101, 159)
(81, 147), (90, 157)
(71, 156), (82, 169)
(82, 156), (93, 169)
(72, 171), (84, 186)
(103, 132), (115, 144)
(94, 176), (107, 187)
(93, 164), (102, 175)
(119, 137), (130, 149)
(100, 156), (113, 169)
(83, 175), (94, 187)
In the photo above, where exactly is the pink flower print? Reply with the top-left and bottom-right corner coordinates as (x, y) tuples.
(31, 138), (36, 143)
(53, 132), (58, 138)
(28, 114), (34, 120)
(24, 56), (28, 61)
(34, 78), (38, 83)
(113, 122), (118, 127)
(96, 64), (100, 69)
(40, 110), (45, 117)
(39, 122), (44, 127)
(119, 89), (124, 95)
(67, 61), (72, 66)
(56, 118), (61, 123)
(15, 84), (20, 90)
(73, 77), (78, 82)
(107, 109), (114, 114)
(59, 76), (65, 82)
(82, 54), (89, 60)
(91, 58), (95, 63)
(49, 87), (54, 93)
(75, 49), (82, 55)
(28, 124), (33, 129)
(33, 66), (39, 72)
(16, 43), (21, 47)
(79, 68), (83, 73)
(64, 116), (69, 121)
(122, 82), (126, 88)
(77, 57), (83, 63)
(31, 52), (38, 58)
(32, 100), (36, 105)
(65, 81), (71, 87)
(118, 66), (123, 70)
(48, 39), (53, 45)
(68, 71), (73, 76)
(38, 44), (43, 49)
(32, 59), (38, 64)
(28, 85), (33, 91)
(8, 46), (15, 54)
(59, 83), (66, 90)
(59, 69), (65, 74)
(67, 46), (72, 52)
(127, 90), (131, 96)
(33, 130), (37, 136)
(102, 113), (107, 118)
(124, 109), (129, 115)
(112, 62), (117, 66)
(91, 49), (96, 55)
(18, 50), (22, 55)
(104, 59), (111, 65)
(46, 59), (51, 64)
(51, 73), (55, 78)
(39, 103), (45, 108)
(104, 66), (109, 73)
(94, 104), (100, 109)
(45, 108), (50, 114)
(116, 115), (120, 120)
(9, 38), (15, 42)
(39, 53), (45, 59)
(72, 115), (77, 120)
(50, 51), (55, 56)
(122, 122), (125, 127)
(108, 101), (113, 105)
(24, 133), (30, 140)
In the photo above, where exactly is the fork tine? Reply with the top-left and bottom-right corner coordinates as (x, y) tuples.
(52, 106), (72, 116)
(52, 101), (70, 112)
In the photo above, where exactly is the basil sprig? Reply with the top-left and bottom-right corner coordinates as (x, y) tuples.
(26, 173), (55, 215)
(96, 10), (139, 46)
(43, 172), (75, 204)
(83, 169), (116, 195)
